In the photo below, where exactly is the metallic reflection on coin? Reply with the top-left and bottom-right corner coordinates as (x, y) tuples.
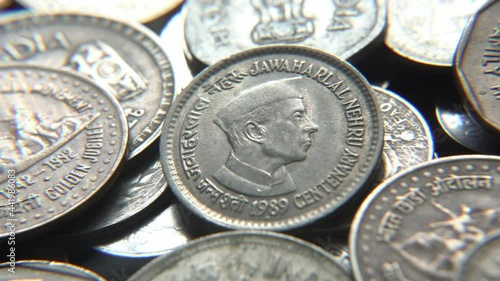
(95, 202), (194, 258)
(0, 260), (105, 280)
(184, 0), (386, 65)
(160, 45), (383, 230)
(0, 65), (128, 238)
(459, 231), (500, 281)
(386, 0), (489, 66)
(372, 86), (434, 182)
(128, 231), (352, 281)
(436, 100), (500, 155)
(0, 13), (174, 159)
(455, 0), (500, 133)
(313, 234), (352, 275)
(350, 155), (500, 281)
(0, 0), (11, 10)
(16, 0), (184, 23)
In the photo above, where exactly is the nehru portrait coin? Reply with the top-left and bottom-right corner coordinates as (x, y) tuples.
(160, 45), (383, 230)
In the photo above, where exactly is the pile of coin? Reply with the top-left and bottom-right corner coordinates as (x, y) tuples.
(0, 0), (498, 280)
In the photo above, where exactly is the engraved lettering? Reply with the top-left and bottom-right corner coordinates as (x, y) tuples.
(82, 123), (103, 163)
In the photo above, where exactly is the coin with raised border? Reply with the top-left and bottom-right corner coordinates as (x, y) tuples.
(0, 64), (128, 238)
(0, 12), (174, 159)
(0, 260), (105, 280)
(160, 45), (383, 230)
(350, 155), (500, 281)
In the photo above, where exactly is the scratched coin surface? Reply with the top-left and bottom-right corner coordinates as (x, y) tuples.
(128, 231), (352, 281)
(372, 86), (434, 182)
(184, 0), (386, 65)
(386, 0), (489, 66)
(0, 260), (105, 280)
(0, 13), (174, 159)
(350, 155), (500, 281)
(16, 0), (184, 23)
(0, 65), (128, 238)
(454, 0), (500, 133)
(160, 45), (383, 230)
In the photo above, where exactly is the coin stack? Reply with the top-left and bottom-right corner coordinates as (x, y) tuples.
(0, 0), (498, 280)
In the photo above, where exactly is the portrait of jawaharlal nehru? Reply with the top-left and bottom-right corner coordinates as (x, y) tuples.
(213, 77), (318, 197)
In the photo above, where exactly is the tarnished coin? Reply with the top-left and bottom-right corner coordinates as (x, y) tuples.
(372, 86), (434, 182)
(0, 64), (128, 238)
(0, 12), (175, 159)
(455, 0), (500, 133)
(0, 260), (105, 280)
(184, 0), (386, 65)
(160, 45), (383, 230)
(436, 100), (500, 155)
(350, 155), (500, 281)
(128, 231), (353, 281)
(386, 0), (489, 66)
(95, 202), (194, 258)
(16, 0), (184, 23)
(458, 231), (500, 281)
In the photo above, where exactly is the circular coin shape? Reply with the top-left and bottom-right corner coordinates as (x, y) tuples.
(128, 231), (352, 280)
(455, 0), (500, 134)
(350, 155), (500, 281)
(0, 64), (128, 238)
(386, 0), (489, 66)
(184, 0), (386, 65)
(0, 12), (174, 159)
(0, 260), (105, 280)
(160, 45), (383, 230)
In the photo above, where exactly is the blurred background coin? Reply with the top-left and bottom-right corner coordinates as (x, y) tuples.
(0, 260), (105, 280)
(160, 45), (383, 230)
(0, 0), (11, 10)
(184, 0), (386, 65)
(454, 0), (500, 133)
(351, 155), (500, 281)
(0, 65), (128, 238)
(386, 0), (489, 66)
(0, 12), (175, 159)
(128, 231), (353, 280)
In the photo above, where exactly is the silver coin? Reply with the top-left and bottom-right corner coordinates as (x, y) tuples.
(436, 100), (500, 155)
(160, 45), (383, 230)
(0, 260), (105, 280)
(0, 64), (128, 238)
(350, 155), (500, 281)
(0, 12), (175, 159)
(184, 0), (386, 65)
(458, 231), (500, 281)
(386, 0), (489, 66)
(372, 86), (434, 182)
(16, 0), (184, 23)
(95, 202), (194, 258)
(454, 0), (500, 133)
(128, 231), (353, 281)
(313, 234), (353, 275)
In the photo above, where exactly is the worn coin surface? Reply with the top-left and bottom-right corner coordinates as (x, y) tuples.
(16, 0), (184, 23)
(458, 231), (500, 281)
(0, 13), (174, 159)
(350, 155), (500, 281)
(455, 0), (500, 133)
(160, 45), (383, 230)
(128, 231), (352, 281)
(0, 260), (105, 280)
(386, 0), (489, 66)
(184, 0), (386, 65)
(0, 65), (128, 238)
(372, 86), (434, 182)
(436, 100), (500, 155)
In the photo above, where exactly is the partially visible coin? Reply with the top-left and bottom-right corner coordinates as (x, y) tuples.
(455, 0), (500, 133)
(160, 45), (383, 230)
(386, 0), (489, 66)
(436, 100), (500, 155)
(372, 86), (434, 182)
(16, 0), (184, 23)
(458, 231), (500, 281)
(184, 0), (386, 65)
(0, 64), (128, 238)
(0, 13), (175, 159)
(350, 155), (500, 281)
(128, 231), (353, 281)
(0, 260), (105, 280)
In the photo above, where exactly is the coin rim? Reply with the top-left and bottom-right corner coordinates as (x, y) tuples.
(0, 259), (106, 280)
